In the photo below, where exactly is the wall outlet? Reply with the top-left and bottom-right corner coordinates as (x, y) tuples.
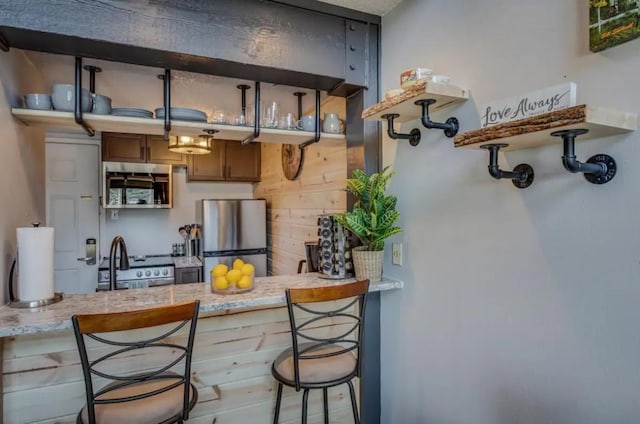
(392, 243), (402, 266)
(110, 209), (119, 220)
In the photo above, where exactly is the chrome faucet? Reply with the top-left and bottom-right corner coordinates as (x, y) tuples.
(109, 235), (130, 291)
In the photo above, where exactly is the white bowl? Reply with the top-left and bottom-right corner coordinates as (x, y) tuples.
(92, 94), (112, 115)
(51, 84), (92, 112)
(24, 93), (52, 110)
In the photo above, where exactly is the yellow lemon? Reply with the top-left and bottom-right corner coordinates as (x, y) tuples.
(232, 258), (245, 270)
(212, 264), (229, 278)
(213, 276), (229, 290)
(241, 263), (255, 276)
(226, 269), (243, 284)
(237, 275), (253, 289)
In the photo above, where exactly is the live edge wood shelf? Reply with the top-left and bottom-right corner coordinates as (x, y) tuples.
(361, 79), (470, 122)
(454, 105), (638, 151)
(11, 108), (346, 146)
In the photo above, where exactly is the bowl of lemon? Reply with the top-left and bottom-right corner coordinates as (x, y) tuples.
(211, 258), (255, 295)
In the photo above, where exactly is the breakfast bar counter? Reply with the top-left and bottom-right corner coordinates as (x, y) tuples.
(1, 274), (402, 423)
(0, 273), (402, 337)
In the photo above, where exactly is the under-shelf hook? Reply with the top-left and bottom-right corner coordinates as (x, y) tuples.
(83, 65), (102, 94)
(550, 129), (617, 184)
(157, 70), (172, 141)
(237, 84), (250, 123)
(480, 143), (534, 189)
(242, 81), (260, 145)
(74, 57), (95, 137)
(381, 113), (421, 146)
(294, 91), (307, 120)
(415, 99), (459, 138)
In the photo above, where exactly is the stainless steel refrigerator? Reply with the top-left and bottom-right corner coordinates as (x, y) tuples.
(198, 199), (267, 282)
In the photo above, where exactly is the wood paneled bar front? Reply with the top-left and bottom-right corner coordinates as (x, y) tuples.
(0, 274), (402, 423)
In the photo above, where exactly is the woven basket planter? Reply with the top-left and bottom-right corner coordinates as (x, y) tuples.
(351, 246), (383, 282)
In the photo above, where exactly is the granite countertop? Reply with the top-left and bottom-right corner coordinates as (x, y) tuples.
(0, 273), (403, 337)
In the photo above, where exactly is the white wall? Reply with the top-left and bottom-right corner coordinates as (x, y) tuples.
(380, 1), (640, 423)
(0, 51), (46, 304)
(22, 52), (322, 260)
(100, 169), (253, 256)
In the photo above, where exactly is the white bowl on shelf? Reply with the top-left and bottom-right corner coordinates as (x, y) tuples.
(51, 84), (92, 112)
(24, 93), (52, 110)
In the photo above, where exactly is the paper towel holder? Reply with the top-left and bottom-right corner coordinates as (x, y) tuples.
(8, 259), (63, 308)
(8, 222), (64, 308)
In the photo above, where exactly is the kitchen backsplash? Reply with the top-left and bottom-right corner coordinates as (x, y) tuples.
(100, 168), (254, 257)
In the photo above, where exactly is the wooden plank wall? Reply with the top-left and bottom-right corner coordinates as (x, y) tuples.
(3, 303), (359, 423)
(254, 96), (347, 275)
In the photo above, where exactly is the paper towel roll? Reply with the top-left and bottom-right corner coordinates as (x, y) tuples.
(17, 227), (55, 301)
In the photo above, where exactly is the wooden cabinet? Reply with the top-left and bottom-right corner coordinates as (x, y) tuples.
(146, 135), (186, 165)
(188, 140), (261, 182)
(175, 266), (202, 284)
(101, 133), (146, 162)
(102, 133), (186, 165)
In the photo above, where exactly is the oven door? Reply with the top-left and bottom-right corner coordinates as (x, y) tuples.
(96, 277), (174, 291)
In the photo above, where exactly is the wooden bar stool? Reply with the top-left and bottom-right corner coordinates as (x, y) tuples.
(72, 300), (200, 424)
(271, 279), (369, 424)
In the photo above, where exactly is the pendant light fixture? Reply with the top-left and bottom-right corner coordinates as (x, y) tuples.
(168, 135), (212, 154)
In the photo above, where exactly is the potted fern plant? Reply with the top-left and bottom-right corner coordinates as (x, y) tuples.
(335, 166), (402, 282)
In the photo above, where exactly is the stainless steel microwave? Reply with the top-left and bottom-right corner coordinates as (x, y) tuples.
(102, 162), (173, 209)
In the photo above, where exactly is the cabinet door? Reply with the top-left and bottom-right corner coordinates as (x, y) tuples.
(175, 267), (202, 284)
(187, 142), (225, 181)
(101, 133), (146, 162)
(146, 135), (186, 165)
(225, 141), (261, 182)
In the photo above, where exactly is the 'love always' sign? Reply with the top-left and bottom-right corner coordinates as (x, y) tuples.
(478, 82), (577, 128)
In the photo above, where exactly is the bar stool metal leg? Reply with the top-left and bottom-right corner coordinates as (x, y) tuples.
(273, 382), (283, 424)
(347, 380), (360, 424)
(302, 389), (310, 424)
(323, 387), (329, 424)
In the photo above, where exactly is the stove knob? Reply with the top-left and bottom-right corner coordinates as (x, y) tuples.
(162, 269), (169, 276)
(145, 270), (151, 277)
(136, 271), (143, 278)
(153, 269), (160, 276)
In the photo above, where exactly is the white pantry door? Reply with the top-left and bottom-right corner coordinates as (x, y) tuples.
(46, 138), (100, 294)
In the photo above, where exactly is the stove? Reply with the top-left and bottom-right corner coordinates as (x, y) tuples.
(97, 256), (175, 291)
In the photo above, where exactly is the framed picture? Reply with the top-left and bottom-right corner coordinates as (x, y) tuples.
(590, 0), (640, 52)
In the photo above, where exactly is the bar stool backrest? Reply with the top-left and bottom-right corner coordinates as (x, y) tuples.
(285, 279), (369, 390)
(72, 300), (200, 424)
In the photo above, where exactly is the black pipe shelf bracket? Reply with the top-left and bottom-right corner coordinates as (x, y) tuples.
(242, 81), (261, 145)
(415, 99), (459, 138)
(300, 90), (321, 149)
(380, 113), (421, 146)
(158, 70), (172, 141)
(480, 143), (535, 189)
(74, 57), (95, 137)
(0, 31), (9, 52)
(551, 128), (617, 184)
(83, 65), (102, 94)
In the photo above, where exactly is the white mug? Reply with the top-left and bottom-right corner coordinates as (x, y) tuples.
(322, 113), (345, 134)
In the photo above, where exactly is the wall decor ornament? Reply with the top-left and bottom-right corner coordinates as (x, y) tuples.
(590, 0), (640, 52)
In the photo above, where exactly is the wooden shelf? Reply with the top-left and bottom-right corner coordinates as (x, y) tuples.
(454, 105), (637, 151)
(11, 108), (345, 147)
(362, 79), (470, 122)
